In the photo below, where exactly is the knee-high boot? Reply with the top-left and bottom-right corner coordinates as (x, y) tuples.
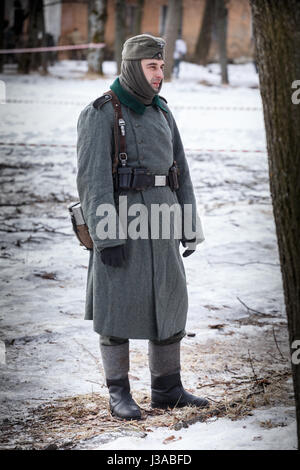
(100, 341), (141, 420)
(148, 341), (209, 409)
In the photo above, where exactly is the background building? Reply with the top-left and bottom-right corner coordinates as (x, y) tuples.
(4, 0), (253, 62)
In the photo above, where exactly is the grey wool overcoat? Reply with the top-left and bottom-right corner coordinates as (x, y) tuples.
(76, 78), (204, 341)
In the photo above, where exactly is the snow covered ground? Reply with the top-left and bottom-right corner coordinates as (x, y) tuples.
(0, 60), (297, 450)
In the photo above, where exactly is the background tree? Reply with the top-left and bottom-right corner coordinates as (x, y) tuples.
(18, 0), (47, 74)
(193, 0), (215, 65)
(0, 0), (5, 73)
(132, 0), (144, 36)
(114, 0), (126, 75)
(39, 0), (47, 74)
(215, 0), (228, 84)
(87, 0), (108, 75)
(250, 0), (300, 449)
(164, 0), (182, 80)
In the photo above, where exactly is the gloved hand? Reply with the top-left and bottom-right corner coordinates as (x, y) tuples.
(181, 238), (196, 258)
(100, 245), (128, 267)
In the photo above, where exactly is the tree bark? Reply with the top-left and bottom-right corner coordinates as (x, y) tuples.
(18, 0), (36, 73)
(0, 0), (5, 73)
(39, 0), (48, 75)
(114, 0), (126, 75)
(164, 0), (182, 80)
(250, 0), (300, 449)
(87, 0), (108, 75)
(193, 0), (215, 65)
(215, 0), (228, 84)
(18, 0), (47, 75)
(133, 0), (144, 36)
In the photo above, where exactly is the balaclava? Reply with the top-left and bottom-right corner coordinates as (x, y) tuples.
(119, 34), (166, 106)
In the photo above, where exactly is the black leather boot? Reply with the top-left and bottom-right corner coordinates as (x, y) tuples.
(100, 341), (141, 420)
(107, 376), (141, 420)
(151, 372), (209, 409)
(148, 340), (209, 409)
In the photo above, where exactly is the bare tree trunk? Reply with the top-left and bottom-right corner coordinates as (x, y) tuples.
(40, 0), (48, 75)
(250, 0), (300, 449)
(0, 0), (5, 73)
(18, 0), (36, 73)
(193, 0), (215, 65)
(87, 0), (108, 75)
(29, 0), (40, 72)
(18, 0), (47, 74)
(133, 0), (144, 36)
(164, 0), (182, 80)
(215, 0), (228, 84)
(115, 0), (126, 75)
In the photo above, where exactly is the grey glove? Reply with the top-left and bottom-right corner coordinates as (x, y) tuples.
(100, 245), (128, 267)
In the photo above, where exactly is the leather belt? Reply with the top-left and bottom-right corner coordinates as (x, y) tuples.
(131, 171), (170, 191)
(117, 167), (171, 191)
(116, 164), (179, 192)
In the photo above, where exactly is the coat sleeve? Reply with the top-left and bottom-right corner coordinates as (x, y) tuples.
(169, 110), (205, 248)
(76, 103), (126, 252)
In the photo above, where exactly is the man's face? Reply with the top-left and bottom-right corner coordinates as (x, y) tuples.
(141, 59), (165, 91)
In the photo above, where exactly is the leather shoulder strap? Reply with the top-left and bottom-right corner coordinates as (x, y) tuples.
(92, 93), (112, 110)
(107, 90), (127, 174)
(92, 90), (126, 175)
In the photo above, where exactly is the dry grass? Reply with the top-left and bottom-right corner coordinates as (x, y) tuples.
(0, 368), (292, 450)
(0, 313), (294, 450)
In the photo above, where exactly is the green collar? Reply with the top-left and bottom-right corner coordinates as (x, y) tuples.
(110, 78), (168, 115)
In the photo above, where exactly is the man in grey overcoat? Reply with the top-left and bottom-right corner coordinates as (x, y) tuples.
(76, 34), (209, 420)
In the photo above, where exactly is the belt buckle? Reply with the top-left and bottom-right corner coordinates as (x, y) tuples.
(154, 175), (166, 186)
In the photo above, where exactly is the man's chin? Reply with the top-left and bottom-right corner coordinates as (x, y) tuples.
(151, 83), (161, 91)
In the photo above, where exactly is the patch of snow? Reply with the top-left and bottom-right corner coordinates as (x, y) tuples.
(97, 407), (297, 450)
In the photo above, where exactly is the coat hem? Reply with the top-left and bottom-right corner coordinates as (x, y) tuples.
(91, 324), (186, 342)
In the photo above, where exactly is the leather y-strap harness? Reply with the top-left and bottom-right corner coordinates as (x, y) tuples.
(94, 90), (179, 192)
(106, 90), (127, 175)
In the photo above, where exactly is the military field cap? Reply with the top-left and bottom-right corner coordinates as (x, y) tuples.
(122, 34), (165, 61)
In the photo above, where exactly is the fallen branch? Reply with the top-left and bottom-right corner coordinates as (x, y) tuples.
(272, 326), (286, 360)
(0, 222), (70, 237)
(211, 261), (279, 267)
(247, 350), (258, 382)
(237, 296), (268, 316)
(73, 339), (103, 376)
(197, 371), (289, 390)
(0, 203), (30, 208)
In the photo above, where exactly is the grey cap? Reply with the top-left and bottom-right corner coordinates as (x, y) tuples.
(122, 34), (165, 61)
